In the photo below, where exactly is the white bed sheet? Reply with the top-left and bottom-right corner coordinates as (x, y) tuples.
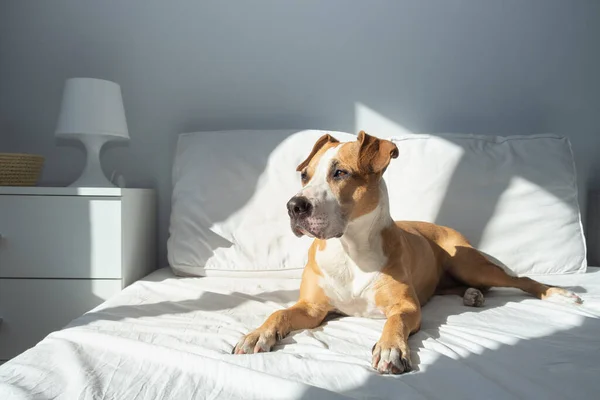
(1, 267), (600, 400)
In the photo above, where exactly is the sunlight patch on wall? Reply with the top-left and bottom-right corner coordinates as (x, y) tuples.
(354, 102), (415, 137)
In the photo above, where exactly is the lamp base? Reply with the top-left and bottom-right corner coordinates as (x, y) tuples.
(68, 134), (118, 188)
(68, 168), (115, 188)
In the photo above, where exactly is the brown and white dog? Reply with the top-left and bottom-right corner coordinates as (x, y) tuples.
(233, 131), (583, 374)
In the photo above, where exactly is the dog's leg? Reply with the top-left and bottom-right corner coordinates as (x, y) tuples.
(447, 245), (582, 304)
(372, 283), (421, 374)
(233, 300), (329, 354)
(233, 265), (331, 354)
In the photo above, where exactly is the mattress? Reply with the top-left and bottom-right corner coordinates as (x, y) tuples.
(1, 267), (600, 400)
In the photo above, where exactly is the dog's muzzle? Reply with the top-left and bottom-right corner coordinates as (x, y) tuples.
(287, 196), (317, 237)
(287, 196), (312, 237)
(287, 195), (343, 239)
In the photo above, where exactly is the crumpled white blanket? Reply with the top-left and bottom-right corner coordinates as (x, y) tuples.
(1, 267), (600, 400)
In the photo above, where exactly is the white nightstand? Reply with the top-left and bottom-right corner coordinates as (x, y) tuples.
(0, 186), (156, 361)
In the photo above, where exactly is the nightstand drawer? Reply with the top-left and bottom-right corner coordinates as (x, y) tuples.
(0, 196), (122, 278)
(0, 278), (122, 360)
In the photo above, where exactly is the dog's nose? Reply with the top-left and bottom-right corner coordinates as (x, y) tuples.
(287, 196), (313, 218)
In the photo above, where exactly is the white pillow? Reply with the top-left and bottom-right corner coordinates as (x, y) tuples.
(167, 130), (356, 277)
(168, 130), (586, 277)
(384, 133), (586, 276)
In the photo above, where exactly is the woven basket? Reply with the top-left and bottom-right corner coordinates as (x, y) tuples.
(0, 153), (45, 186)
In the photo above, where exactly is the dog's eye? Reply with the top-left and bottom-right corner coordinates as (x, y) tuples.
(300, 171), (308, 182)
(333, 169), (349, 179)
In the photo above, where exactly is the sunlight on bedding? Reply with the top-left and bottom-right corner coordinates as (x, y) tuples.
(3, 268), (594, 399)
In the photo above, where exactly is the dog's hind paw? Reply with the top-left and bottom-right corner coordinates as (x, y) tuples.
(463, 288), (485, 307)
(544, 287), (583, 305)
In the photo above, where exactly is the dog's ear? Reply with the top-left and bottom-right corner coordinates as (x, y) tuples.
(357, 130), (398, 174)
(296, 134), (340, 171)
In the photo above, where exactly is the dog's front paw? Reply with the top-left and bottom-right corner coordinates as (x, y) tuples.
(371, 339), (412, 374)
(233, 329), (277, 354)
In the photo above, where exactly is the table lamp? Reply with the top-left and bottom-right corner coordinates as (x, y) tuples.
(55, 77), (129, 187)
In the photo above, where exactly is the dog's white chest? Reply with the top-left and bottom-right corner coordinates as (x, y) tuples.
(316, 239), (385, 318)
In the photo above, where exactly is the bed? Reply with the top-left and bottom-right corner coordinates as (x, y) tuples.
(1, 267), (599, 399)
(1, 130), (599, 399)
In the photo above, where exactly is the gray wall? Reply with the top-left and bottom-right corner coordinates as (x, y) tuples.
(1, 1), (600, 269)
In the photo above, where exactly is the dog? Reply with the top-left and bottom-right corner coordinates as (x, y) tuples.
(233, 131), (583, 374)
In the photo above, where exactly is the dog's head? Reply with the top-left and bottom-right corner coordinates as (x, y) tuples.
(287, 131), (398, 239)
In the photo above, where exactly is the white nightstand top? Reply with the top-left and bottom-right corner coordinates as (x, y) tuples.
(0, 186), (153, 197)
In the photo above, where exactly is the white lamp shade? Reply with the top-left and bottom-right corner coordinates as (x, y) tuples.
(55, 78), (129, 139)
